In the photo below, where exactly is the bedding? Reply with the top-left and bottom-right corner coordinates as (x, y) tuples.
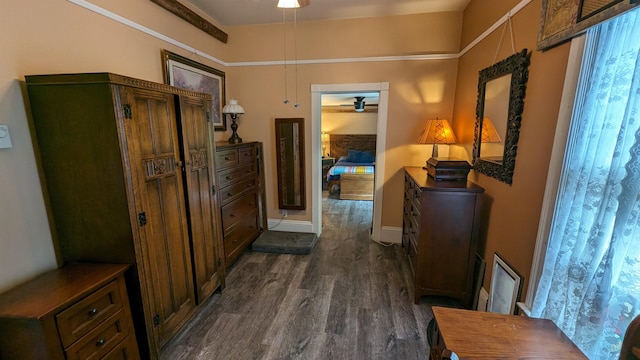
(326, 155), (375, 182)
(326, 150), (375, 200)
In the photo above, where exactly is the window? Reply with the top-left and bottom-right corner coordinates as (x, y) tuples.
(530, 8), (640, 359)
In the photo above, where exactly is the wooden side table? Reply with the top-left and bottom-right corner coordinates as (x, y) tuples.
(429, 307), (587, 359)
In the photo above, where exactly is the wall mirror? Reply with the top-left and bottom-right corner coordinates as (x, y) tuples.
(275, 118), (306, 210)
(472, 49), (530, 185)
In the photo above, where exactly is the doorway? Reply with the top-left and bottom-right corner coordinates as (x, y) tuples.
(310, 82), (389, 240)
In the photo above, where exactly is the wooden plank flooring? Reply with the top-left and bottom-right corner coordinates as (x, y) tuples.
(160, 192), (460, 360)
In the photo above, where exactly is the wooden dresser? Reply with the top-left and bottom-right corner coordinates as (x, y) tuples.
(0, 263), (139, 360)
(215, 142), (267, 266)
(402, 167), (484, 307)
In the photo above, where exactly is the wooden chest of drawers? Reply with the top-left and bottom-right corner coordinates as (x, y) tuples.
(402, 167), (484, 307)
(215, 142), (267, 266)
(0, 263), (138, 360)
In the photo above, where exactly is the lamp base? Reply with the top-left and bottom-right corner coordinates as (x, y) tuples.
(228, 119), (243, 144)
(425, 157), (471, 181)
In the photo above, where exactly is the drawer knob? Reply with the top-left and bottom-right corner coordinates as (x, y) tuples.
(88, 308), (99, 316)
(96, 338), (106, 347)
(227, 192), (234, 197)
(229, 213), (236, 218)
(226, 175), (233, 180)
(224, 156), (231, 161)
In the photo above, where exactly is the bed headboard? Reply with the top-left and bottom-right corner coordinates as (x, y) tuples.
(329, 134), (376, 159)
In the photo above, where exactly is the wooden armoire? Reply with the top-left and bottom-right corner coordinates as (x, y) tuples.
(26, 73), (226, 359)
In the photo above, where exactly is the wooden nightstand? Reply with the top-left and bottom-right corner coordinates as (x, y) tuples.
(322, 157), (336, 190)
(0, 263), (139, 359)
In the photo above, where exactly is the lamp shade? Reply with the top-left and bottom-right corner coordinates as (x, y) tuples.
(417, 118), (457, 145)
(277, 0), (300, 8)
(222, 99), (245, 115)
(481, 117), (502, 143)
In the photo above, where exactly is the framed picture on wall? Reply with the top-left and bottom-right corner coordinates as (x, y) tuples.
(488, 253), (523, 315)
(161, 49), (226, 131)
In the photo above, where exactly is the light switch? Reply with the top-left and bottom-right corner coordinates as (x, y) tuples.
(0, 125), (13, 149)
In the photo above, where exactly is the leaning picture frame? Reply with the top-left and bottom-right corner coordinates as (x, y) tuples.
(161, 49), (226, 131)
(488, 253), (523, 315)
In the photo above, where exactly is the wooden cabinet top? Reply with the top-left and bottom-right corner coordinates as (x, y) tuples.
(25, 72), (211, 100)
(404, 166), (484, 193)
(215, 141), (261, 150)
(0, 263), (129, 319)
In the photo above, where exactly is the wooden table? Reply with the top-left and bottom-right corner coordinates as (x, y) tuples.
(430, 307), (587, 359)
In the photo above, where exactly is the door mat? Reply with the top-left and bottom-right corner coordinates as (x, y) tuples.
(252, 230), (318, 255)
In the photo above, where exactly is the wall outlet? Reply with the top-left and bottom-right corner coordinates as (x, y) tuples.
(282, 210), (287, 217)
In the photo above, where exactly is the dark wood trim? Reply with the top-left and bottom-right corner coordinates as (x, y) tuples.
(151, 0), (228, 43)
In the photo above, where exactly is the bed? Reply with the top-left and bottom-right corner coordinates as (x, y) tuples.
(326, 134), (376, 200)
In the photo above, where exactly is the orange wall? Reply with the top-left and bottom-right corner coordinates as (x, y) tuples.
(453, 0), (571, 295)
(223, 14), (463, 225)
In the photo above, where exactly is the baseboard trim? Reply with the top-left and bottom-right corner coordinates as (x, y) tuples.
(376, 226), (402, 244)
(267, 219), (314, 233)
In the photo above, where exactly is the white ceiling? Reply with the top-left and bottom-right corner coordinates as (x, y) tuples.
(186, 0), (471, 26)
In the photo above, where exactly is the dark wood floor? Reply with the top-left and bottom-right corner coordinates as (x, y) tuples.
(161, 192), (458, 360)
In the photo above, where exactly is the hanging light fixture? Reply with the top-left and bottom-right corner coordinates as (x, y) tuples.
(279, 0), (308, 108)
(277, 0), (310, 8)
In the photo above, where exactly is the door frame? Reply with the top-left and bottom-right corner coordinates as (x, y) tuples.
(310, 82), (389, 240)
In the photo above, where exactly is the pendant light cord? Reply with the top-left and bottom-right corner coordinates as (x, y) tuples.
(294, 8), (300, 107)
(282, 9), (289, 104)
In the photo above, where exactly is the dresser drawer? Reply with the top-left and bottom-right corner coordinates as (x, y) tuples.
(56, 279), (123, 348)
(65, 309), (130, 360)
(224, 211), (260, 262)
(237, 145), (256, 164)
(215, 148), (238, 169)
(221, 191), (258, 234)
(408, 237), (418, 276)
(217, 163), (256, 189)
(101, 335), (140, 360)
(409, 211), (420, 239)
(219, 177), (258, 205)
(411, 181), (421, 210)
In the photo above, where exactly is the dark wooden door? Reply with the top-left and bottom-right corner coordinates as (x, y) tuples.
(178, 95), (224, 303)
(118, 86), (196, 347)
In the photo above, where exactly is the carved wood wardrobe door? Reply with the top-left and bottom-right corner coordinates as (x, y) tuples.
(177, 95), (225, 303)
(118, 86), (196, 347)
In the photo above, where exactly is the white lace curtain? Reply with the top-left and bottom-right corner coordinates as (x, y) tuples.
(532, 8), (640, 360)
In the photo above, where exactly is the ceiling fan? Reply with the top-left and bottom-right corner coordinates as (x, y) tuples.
(339, 97), (378, 112)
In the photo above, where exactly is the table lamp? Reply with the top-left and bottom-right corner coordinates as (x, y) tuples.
(222, 99), (245, 144)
